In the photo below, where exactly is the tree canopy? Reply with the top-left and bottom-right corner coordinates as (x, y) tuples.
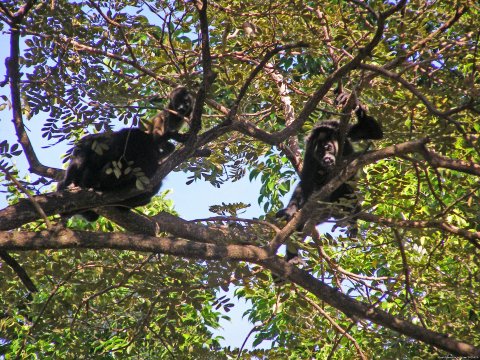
(1, 0), (479, 358)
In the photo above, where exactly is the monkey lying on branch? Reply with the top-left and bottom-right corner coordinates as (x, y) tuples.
(57, 87), (194, 221)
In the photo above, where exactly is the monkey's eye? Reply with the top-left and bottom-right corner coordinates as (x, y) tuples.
(324, 143), (333, 152)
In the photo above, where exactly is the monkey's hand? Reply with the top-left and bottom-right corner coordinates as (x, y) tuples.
(275, 205), (298, 221)
(169, 132), (189, 143)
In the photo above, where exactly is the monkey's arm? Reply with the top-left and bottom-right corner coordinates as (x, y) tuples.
(349, 106), (383, 141)
(276, 183), (304, 220)
(168, 131), (189, 143)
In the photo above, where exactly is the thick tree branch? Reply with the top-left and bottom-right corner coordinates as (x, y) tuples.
(190, 0), (215, 136)
(359, 213), (480, 249)
(0, 228), (478, 357)
(97, 210), (236, 245)
(0, 188), (246, 248)
(423, 149), (480, 177)
(0, 186), (166, 231)
(6, 3), (60, 179)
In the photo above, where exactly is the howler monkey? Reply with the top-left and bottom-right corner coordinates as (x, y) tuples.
(276, 106), (383, 260)
(57, 87), (194, 221)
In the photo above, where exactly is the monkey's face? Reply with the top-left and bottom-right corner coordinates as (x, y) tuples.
(170, 87), (194, 117)
(320, 139), (339, 168)
(312, 132), (339, 169)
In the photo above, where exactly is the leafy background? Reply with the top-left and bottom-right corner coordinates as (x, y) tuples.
(0, 0), (479, 358)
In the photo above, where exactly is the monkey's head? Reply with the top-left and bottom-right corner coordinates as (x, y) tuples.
(308, 120), (354, 170)
(311, 131), (339, 169)
(150, 87), (194, 137)
(168, 86), (194, 118)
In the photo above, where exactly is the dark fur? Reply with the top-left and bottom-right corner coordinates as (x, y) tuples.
(277, 107), (383, 260)
(58, 87), (194, 221)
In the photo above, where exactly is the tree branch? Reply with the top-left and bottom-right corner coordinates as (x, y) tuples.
(359, 213), (480, 249)
(6, 3), (61, 179)
(190, 0), (215, 136)
(227, 42), (308, 123)
(423, 149), (480, 177)
(0, 250), (37, 293)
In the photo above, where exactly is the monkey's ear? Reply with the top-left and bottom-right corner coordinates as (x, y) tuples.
(355, 105), (366, 119)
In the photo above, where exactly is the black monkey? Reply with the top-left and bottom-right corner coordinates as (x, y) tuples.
(57, 87), (194, 221)
(276, 106), (383, 260)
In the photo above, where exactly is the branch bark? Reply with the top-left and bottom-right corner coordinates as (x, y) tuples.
(6, 1), (60, 179)
(358, 213), (480, 249)
(0, 250), (37, 293)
